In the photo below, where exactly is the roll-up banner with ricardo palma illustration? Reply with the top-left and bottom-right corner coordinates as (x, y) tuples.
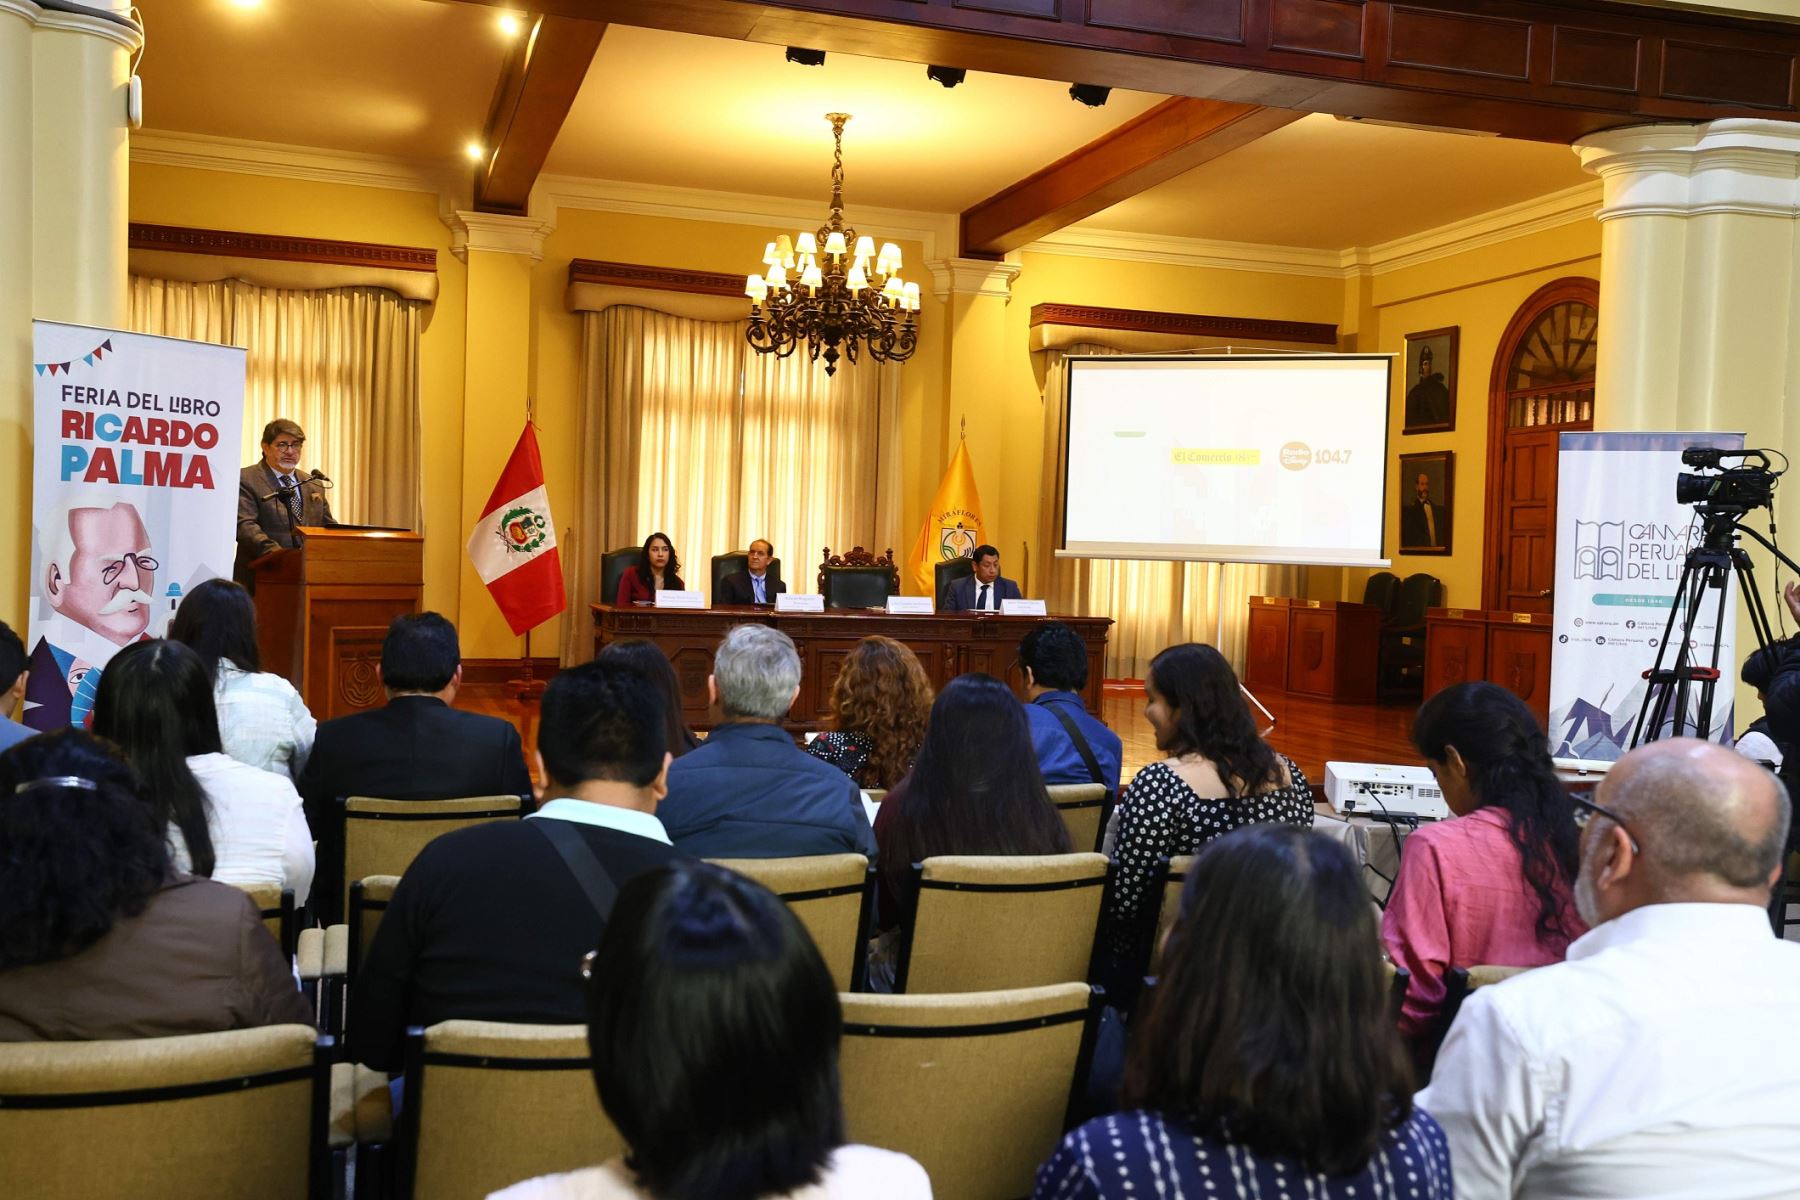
(1548, 431), (1745, 758)
(23, 320), (246, 732)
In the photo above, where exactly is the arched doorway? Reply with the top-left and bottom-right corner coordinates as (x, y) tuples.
(1481, 278), (1600, 614)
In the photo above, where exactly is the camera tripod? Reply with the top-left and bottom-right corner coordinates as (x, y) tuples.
(1630, 512), (1800, 747)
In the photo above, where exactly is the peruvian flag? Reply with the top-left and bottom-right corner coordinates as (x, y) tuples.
(466, 423), (566, 635)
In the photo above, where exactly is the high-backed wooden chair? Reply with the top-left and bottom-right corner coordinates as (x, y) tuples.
(1046, 783), (1109, 854)
(840, 984), (1102, 1200)
(818, 546), (900, 609)
(0, 1025), (332, 1200)
(235, 881), (298, 958)
(339, 794), (526, 913)
(895, 853), (1111, 993)
(1379, 572), (1444, 697)
(600, 547), (642, 606)
(396, 1021), (624, 1200)
(708, 855), (876, 992)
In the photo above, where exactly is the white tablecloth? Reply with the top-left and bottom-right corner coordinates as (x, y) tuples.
(1311, 804), (1410, 905)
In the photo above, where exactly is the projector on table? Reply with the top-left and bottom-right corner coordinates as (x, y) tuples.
(1323, 761), (1450, 821)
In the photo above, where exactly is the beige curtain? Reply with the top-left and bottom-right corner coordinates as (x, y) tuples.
(126, 276), (423, 530)
(1036, 344), (1305, 679)
(561, 307), (901, 664)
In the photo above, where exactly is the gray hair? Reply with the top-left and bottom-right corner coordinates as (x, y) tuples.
(713, 624), (801, 721)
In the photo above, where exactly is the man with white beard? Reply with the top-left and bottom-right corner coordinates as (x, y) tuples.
(1419, 738), (1800, 1200)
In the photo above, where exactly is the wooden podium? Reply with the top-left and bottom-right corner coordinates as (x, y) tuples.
(1424, 607), (1554, 723)
(1245, 595), (1381, 702)
(253, 526), (423, 721)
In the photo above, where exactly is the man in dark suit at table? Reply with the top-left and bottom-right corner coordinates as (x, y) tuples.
(943, 545), (1022, 613)
(714, 539), (786, 607)
(236, 418), (337, 585)
(299, 611), (533, 921)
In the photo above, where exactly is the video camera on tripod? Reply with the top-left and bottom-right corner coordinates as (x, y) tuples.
(1675, 447), (1780, 517)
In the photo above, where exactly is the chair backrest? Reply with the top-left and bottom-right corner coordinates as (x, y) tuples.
(1382, 960), (1412, 1026)
(235, 881), (298, 957)
(1046, 783), (1109, 854)
(0, 1024), (330, 1200)
(840, 984), (1101, 1200)
(707, 854), (875, 992)
(935, 555), (974, 608)
(341, 795), (526, 910)
(709, 552), (784, 601)
(347, 875), (402, 983)
(1146, 854), (1195, 977)
(1362, 570), (1402, 617)
(1394, 572), (1444, 625)
(600, 546), (642, 605)
(896, 853), (1111, 993)
(399, 1020), (623, 1200)
(818, 546), (899, 609)
(1429, 962), (1533, 1062)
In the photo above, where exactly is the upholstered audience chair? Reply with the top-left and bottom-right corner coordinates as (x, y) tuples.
(817, 546), (900, 609)
(0, 1024), (332, 1200)
(708, 854), (876, 992)
(346, 875), (400, 980)
(1382, 960), (1414, 1026)
(1146, 854), (1195, 977)
(934, 555), (974, 609)
(339, 795), (527, 914)
(894, 853), (1111, 993)
(1426, 962), (1532, 1066)
(599, 547), (643, 605)
(235, 881), (299, 957)
(1046, 783), (1109, 855)
(395, 1020), (624, 1200)
(840, 984), (1103, 1200)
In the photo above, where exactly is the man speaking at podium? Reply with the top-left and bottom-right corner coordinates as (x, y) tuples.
(236, 418), (337, 583)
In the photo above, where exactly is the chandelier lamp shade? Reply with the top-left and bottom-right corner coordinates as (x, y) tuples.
(746, 113), (921, 377)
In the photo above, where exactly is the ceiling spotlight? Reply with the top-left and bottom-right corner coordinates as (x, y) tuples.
(226, 0), (264, 9)
(464, 141), (486, 163)
(495, 11), (525, 39)
(785, 47), (827, 67)
(1068, 83), (1111, 107)
(926, 65), (966, 88)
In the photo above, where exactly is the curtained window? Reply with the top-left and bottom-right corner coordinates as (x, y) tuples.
(561, 306), (902, 665)
(127, 276), (424, 531)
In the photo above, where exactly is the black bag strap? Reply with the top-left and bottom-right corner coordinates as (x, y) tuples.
(1043, 698), (1106, 787)
(531, 817), (620, 921)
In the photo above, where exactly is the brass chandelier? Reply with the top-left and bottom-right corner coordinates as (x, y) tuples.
(745, 113), (920, 377)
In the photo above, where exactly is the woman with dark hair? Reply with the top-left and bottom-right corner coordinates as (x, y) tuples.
(1383, 681), (1585, 1041)
(807, 636), (932, 789)
(91, 640), (314, 905)
(0, 730), (311, 1039)
(168, 577), (317, 780)
(615, 533), (684, 605)
(489, 862), (929, 1199)
(1036, 826), (1451, 1198)
(874, 673), (1072, 921)
(599, 638), (701, 758)
(1105, 643), (1311, 965)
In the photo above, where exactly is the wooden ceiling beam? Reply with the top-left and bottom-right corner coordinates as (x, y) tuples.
(962, 98), (1302, 257)
(476, 15), (608, 214)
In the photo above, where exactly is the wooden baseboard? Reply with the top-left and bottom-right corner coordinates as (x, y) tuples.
(461, 657), (561, 686)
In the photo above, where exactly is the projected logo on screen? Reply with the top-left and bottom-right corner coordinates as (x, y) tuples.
(1280, 442), (1313, 471)
(1170, 448), (1260, 466)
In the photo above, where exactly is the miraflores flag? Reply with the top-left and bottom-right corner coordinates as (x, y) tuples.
(467, 423), (566, 635)
(908, 435), (986, 595)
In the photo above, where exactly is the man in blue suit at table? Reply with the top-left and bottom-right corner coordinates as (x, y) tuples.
(943, 545), (1022, 613)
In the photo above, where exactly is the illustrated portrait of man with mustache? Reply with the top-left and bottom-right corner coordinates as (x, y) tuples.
(23, 498), (160, 730)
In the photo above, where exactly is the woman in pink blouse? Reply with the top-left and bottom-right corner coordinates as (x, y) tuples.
(1382, 681), (1585, 1050)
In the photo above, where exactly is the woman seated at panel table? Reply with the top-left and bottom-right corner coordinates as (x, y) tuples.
(615, 532), (685, 606)
(1103, 643), (1312, 977)
(1034, 826), (1451, 1199)
(1382, 681), (1585, 1047)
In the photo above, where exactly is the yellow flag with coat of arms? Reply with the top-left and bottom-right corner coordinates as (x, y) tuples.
(909, 436), (986, 595)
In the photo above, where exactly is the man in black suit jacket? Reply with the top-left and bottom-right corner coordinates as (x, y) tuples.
(714, 538), (787, 606)
(347, 660), (683, 1072)
(298, 612), (533, 922)
(236, 417), (337, 584)
(942, 544), (1023, 612)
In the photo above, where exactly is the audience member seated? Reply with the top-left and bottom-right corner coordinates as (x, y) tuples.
(348, 661), (684, 1073)
(1734, 637), (1799, 768)
(874, 673), (1072, 924)
(599, 639), (701, 758)
(300, 611), (533, 921)
(615, 531), (684, 606)
(1037, 826), (1450, 1199)
(806, 635), (931, 789)
(1104, 643), (1311, 970)
(168, 577), (316, 780)
(660, 625), (874, 859)
(91, 640), (314, 906)
(1383, 682), (1585, 1044)
(0, 730), (311, 1039)
(0, 620), (30, 752)
(1421, 737), (1800, 1197)
(489, 862), (930, 1199)
(1018, 622), (1121, 797)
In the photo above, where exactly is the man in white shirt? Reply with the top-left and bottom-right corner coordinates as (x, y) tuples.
(1419, 738), (1799, 1200)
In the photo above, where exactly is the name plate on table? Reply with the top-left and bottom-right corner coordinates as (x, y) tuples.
(653, 590), (704, 610)
(886, 595), (934, 615)
(1001, 598), (1047, 616)
(775, 592), (824, 613)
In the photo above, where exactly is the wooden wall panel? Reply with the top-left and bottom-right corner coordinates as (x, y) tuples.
(1270, 0), (1364, 60)
(1662, 39), (1794, 109)
(1087, 0), (1245, 45)
(954, 0), (1058, 17)
(1388, 7), (1533, 81)
(1551, 27), (1641, 94)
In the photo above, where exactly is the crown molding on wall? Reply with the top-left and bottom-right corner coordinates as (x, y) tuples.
(1341, 181), (1603, 276)
(1026, 226), (1346, 279)
(131, 129), (461, 199)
